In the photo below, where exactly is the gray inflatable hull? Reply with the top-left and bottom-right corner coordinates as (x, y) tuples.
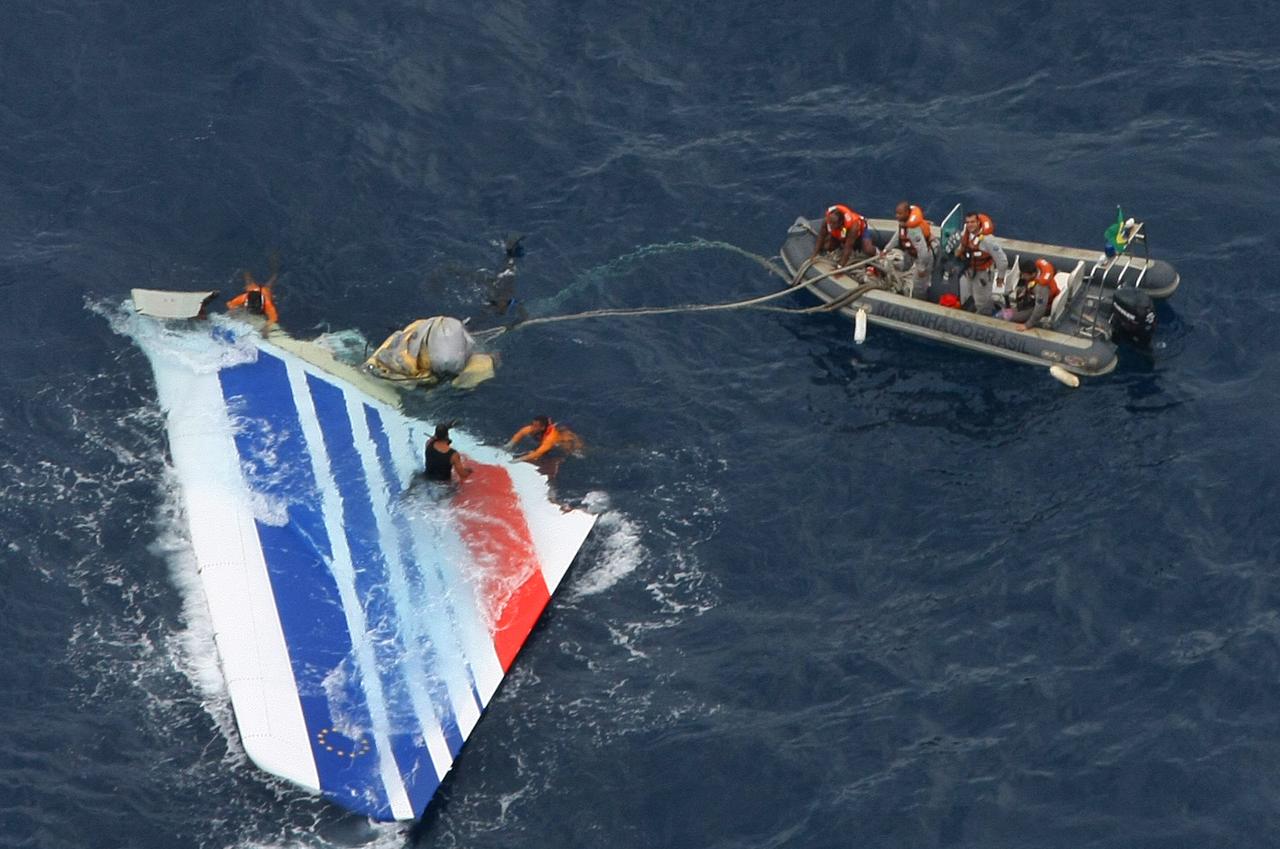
(781, 217), (1181, 377)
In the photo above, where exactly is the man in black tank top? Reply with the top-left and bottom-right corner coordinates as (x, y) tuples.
(424, 423), (472, 482)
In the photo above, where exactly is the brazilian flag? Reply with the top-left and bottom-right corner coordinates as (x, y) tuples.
(1103, 206), (1128, 257)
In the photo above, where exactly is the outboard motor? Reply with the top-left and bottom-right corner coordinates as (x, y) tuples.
(1111, 286), (1157, 346)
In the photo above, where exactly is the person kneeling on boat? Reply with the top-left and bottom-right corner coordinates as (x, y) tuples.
(809, 204), (876, 268)
(226, 269), (279, 324)
(881, 201), (935, 299)
(996, 259), (1059, 331)
(424, 422), (473, 482)
(955, 212), (1008, 315)
(506, 415), (582, 463)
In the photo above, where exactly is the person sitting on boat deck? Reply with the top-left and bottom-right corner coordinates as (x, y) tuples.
(226, 269), (279, 324)
(424, 422), (473, 482)
(996, 258), (1060, 331)
(809, 204), (876, 268)
(506, 415), (583, 463)
(881, 201), (935, 299)
(955, 211), (1008, 315)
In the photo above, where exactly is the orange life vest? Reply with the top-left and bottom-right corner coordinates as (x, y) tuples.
(897, 205), (932, 256)
(1030, 258), (1060, 305)
(825, 204), (866, 242)
(959, 213), (996, 272)
(227, 281), (279, 323)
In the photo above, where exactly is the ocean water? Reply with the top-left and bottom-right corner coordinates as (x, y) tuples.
(3, 2), (1279, 847)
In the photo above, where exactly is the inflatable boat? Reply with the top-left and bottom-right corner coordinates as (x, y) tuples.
(125, 292), (596, 821)
(779, 207), (1180, 379)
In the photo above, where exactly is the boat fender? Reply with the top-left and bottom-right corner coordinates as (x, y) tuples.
(1049, 365), (1080, 388)
(854, 308), (867, 344)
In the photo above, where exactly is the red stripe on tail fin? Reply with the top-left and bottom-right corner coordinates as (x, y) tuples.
(452, 464), (550, 671)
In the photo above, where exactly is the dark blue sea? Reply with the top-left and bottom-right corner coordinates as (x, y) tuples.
(4, 2), (1279, 847)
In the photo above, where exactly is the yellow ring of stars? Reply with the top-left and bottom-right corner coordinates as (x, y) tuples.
(315, 727), (372, 759)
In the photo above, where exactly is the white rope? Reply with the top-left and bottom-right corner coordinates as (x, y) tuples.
(481, 253), (886, 338)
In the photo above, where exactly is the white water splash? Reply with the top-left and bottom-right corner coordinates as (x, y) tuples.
(96, 298), (262, 376)
(568, 493), (645, 598)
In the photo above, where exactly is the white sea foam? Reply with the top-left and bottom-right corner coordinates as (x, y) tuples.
(97, 298), (262, 375)
(148, 460), (246, 768)
(567, 492), (644, 598)
(219, 817), (408, 849)
(309, 328), (373, 365)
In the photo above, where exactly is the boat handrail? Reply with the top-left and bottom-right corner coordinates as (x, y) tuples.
(1078, 217), (1152, 337)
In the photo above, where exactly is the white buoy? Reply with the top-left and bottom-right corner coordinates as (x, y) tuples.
(1049, 365), (1080, 388)
(853, 308), (868, 344)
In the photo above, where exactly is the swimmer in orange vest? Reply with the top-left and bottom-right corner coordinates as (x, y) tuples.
(227, 269), (279, 324)
(505, 415), (583, 463)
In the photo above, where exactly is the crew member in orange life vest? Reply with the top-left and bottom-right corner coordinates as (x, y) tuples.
(996, 258), (1060, 330)
(505, 415), (583, 463)
(954, 211), (1008, 315)
(226, 269), (279, 324)
(809, 204), (876, 267)
(882, 201), (935, 299)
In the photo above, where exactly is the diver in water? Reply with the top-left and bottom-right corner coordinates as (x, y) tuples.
(424, 422), (472, 482)
(484, 234), (526, 321)
(506, 415), (582, 463)
(227, 256), (280, 324)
